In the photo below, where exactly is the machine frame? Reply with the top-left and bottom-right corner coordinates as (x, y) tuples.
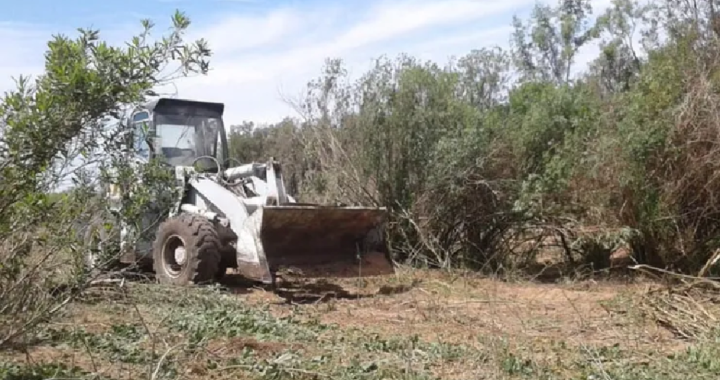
(86, 97), (394, 286)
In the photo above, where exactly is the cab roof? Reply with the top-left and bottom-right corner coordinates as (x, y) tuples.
(141, 97), (225, 116)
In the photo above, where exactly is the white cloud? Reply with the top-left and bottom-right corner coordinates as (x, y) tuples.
(195, 8), (305, 53)
(0, 0), (618, 125)
(173, 0), (539, 124)
(0, 23), (48, 94)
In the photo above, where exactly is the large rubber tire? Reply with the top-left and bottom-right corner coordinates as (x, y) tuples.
(152, 213), (221, 286)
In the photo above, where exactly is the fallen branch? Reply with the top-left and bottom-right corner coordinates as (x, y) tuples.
(629, 264), (720, 291)
(698, 248), (720, 278)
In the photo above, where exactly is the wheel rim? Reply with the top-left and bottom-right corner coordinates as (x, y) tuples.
(162, 234), (187, 278)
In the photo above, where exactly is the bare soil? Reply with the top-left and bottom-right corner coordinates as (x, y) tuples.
(1, 268), (716, 379)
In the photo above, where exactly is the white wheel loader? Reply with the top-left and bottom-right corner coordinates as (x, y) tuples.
(86, 97), (394, 286)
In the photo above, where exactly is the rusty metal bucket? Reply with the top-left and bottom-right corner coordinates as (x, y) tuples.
(253, 204), (395, 279)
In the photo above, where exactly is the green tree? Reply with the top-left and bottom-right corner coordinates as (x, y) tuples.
(511, 0), (600, 84)
(0, 11), (211, 348)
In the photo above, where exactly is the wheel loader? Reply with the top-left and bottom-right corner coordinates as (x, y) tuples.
(85, 97), (394, 286)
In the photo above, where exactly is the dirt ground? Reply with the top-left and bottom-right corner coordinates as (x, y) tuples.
(2, 268), (718, 379)
(243, 270), (682, 350)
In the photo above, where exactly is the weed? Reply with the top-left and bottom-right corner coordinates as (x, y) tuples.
(4, 271), (720, 380)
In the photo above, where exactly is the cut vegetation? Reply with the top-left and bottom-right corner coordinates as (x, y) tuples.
(3, 270), (720, 379)
(4, 1), (720, 379)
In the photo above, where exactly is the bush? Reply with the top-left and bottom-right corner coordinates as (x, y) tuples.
(224, 0), (720, 276)
(0, 11), (210, 349)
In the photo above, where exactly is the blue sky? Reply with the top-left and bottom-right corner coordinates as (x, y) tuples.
(0, 0), (613, 125)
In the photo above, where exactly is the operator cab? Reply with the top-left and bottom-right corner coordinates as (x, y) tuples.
(129, 97), (229, 171)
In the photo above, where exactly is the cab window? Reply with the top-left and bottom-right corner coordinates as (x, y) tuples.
(132, 111), (151, 159)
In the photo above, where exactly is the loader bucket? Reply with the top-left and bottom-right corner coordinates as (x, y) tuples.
(254, 205), (394, 278)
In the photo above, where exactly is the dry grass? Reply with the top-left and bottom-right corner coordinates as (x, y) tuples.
(2, 268), (720, 379)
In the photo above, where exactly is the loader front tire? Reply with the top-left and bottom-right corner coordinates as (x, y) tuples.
(152, 214), (221, 286)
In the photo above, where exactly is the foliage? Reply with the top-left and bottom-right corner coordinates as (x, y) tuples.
(223, 0), (720, 276)
(0, 10), (210, 349)
(6, 0), (720, 364)
(9, 0), (720, 378)
(5, 274), (720, 379)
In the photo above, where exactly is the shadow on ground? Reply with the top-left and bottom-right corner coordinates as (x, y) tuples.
(521, 262), (636, 284)
(218, 274), (417, 304)
(57, 266), (416, 306)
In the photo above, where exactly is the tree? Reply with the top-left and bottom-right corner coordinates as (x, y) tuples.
(511, 0), (600, 84)
(0, 10), (211, 349)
